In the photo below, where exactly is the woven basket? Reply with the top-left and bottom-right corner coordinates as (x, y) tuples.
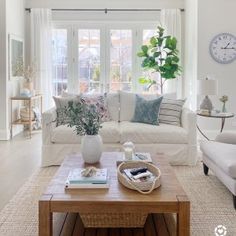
(80, 212), (147, 228)
(117, 161), (161, 194)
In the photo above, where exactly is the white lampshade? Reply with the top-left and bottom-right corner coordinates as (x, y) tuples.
(197, 79), (218, 95)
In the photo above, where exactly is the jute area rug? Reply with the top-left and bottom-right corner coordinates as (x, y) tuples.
(0, 162), (236, 236)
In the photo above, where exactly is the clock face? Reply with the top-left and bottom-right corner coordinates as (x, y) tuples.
(209, 33), (236, 64)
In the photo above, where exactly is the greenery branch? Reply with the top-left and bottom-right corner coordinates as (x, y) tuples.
(66, 100), (102, 136)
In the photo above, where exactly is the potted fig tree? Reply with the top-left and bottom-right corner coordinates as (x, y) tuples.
(137, 26), (182, 94)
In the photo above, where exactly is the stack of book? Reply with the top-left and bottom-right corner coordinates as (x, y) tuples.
(65, 168), (109, 189)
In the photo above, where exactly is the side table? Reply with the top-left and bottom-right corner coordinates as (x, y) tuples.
(197, 111), (234, 140)
(10, 95), (43, 139)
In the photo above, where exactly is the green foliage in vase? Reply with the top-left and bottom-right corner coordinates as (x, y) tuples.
(137, 26), (182, 93)
(66, 101), (102, 136)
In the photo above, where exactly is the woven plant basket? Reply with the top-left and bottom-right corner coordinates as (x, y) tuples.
(80, 212), (147, 228)
(117, 161), (161, 194)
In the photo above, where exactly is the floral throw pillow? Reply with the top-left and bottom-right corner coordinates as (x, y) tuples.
(81, 94), (111, 122)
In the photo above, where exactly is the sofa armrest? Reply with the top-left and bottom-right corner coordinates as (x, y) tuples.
(181, 108), (197, 145)
(42, 107), (57, 145)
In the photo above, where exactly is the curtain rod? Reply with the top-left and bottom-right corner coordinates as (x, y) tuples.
(25, 8), (185, 13)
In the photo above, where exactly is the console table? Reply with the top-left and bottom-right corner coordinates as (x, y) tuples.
(197, 111), (234, 140)
(10, 95), (43, 138)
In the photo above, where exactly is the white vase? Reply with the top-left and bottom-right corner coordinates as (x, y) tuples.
(81, 135), (103, 164)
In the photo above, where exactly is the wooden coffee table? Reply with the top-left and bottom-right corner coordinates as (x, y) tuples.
(39, 153), (190, 236)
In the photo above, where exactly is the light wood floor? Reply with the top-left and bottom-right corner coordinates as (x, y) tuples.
(0, 131), (41, 211)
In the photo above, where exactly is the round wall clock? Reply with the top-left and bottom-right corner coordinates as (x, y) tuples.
(209, 33), (236, 64)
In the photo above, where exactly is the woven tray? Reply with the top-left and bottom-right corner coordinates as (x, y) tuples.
(117, 161), (161, 194)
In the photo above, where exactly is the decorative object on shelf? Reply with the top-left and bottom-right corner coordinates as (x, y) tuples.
(8, 34), (24, 80)
(219, 95), (228, 113)
(20, 107), (35, 121)
(14, 60), (37, 95)
(197, 77), (218, 112)
(66, 100), (103, 164)
(209, 33), (236, 64)
(123, 141), (135, 161)
(117, 161), (161, 194)
(137, 26), (182, 94)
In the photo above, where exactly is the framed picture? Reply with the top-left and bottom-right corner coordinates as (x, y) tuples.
(8, 34), (24, 80)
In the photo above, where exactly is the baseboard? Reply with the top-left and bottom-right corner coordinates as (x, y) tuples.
(0, 129), (9, 140)
(0, 125), (24, 140)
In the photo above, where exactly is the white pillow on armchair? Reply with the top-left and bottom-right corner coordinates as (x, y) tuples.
(215, 132), (236, 145)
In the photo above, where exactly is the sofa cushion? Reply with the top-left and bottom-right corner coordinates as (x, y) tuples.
(51, 121), (120, 144)
(131, 95), (163, 125)
(201, 141), (236, 178)
(120, 121), (188, 144)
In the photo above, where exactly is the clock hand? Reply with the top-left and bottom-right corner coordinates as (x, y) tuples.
(223, 42), (230, 49)
(221, 47), (235, 50)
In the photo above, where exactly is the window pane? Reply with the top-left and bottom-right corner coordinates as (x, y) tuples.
(142, 29), (160, 93)
(52, 29), (68, 95)
(78, 29), (100, 93)
(110, 30), (132, 92)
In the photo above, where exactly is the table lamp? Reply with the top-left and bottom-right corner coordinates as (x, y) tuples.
(197, 78), (218, 111)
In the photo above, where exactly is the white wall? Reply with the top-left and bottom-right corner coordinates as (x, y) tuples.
(0, 0), (8, 139)
(0, 0), (25, 140)
(197, 0), (236, 133)
(25, 0), (184, 9)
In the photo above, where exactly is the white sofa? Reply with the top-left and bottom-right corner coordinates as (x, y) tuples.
(41, 92), (198, 167)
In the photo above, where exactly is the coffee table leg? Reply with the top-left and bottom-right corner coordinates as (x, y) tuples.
(177, 195), (190, 236)
(39, 196), (52, 236)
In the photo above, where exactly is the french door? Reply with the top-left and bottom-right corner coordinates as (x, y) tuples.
(52, 23), (157, 95)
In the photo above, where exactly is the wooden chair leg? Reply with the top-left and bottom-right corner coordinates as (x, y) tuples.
(203, 163), (209, 176)
(233, 195), (236, 210)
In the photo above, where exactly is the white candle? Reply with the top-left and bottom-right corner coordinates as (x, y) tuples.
(124, 147), (133, 161)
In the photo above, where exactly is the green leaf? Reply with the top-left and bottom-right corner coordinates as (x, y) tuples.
(137, 51), (145, 57)
(141, 45), (148, 53)
(150, 37), (157, 46)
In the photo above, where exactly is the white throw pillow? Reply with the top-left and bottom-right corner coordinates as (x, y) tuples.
(106, 93), (120, 121)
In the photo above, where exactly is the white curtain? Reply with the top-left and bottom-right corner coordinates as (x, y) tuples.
(30, 9), (53, 110)
(160, 9), (182, 98)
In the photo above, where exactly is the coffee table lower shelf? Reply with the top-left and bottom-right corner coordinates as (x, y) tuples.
(52, 212), (176, 236)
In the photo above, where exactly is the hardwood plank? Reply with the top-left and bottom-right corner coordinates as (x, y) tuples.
(133, 228), (144, 236)
(144, 214), (157, 236)
(177, 195), (190, 236)
(84, 228), (96, 236)
(53, 213), (67, 236)
(60, 213), (77, 236)
(97, 228), (109, 236)
(153, 214), (169, 236)
(120, 228), (133, 236)
(109, 228), (120, 236)
(72, 214), (85, 236)
(39, 195), (53, 236)
(163, 213), (176, 236)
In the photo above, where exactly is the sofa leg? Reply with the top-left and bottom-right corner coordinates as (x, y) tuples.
(203, 163), (209, 176)
(233, 195), (236, 210)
